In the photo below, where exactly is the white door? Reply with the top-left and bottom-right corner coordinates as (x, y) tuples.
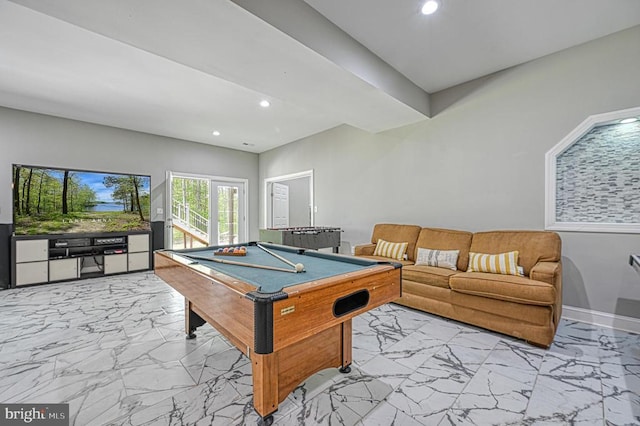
(272, 182), (289, 228)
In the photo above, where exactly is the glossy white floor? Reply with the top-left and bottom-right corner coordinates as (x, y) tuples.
(0, 272), (638, 425)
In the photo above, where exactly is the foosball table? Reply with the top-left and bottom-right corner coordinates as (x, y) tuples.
(259, 227), (342, 253)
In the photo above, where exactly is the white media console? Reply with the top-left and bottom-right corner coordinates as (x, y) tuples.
(11, 232), (151, 287)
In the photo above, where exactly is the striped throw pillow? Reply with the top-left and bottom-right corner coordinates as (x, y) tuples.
(415, 248), (459, 271)
(467, 251), (520, 276)
(373, 239), (408, 261)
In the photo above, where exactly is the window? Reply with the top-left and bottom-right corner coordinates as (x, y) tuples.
(545, 106), (640, 233)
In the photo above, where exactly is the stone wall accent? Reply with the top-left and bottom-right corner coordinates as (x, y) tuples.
(556, 122), (640, 223)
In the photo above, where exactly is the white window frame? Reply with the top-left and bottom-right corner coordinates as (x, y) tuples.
(545, 106), (640, 234)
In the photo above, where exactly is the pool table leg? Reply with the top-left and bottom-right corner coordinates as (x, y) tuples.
(185, 299), (205, 339)
(252, 352), (279, 423)
(340, 319), (353, 373)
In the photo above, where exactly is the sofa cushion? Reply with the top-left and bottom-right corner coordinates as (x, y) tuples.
(402, 265), (456, 289)
(449, 292), (554, 326)
(371, 224), (422, 262)
(467, 251), (520, 276)
(470, 231), (561, 276)
(450, 272), (556, 305)
(414, 228), (473, 271)
(373, 239), (408, 261)
(415, 248), (459, 270)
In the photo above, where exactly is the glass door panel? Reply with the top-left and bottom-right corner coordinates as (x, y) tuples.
(169, 175), (210, 250)
(213, 181), (245, 245)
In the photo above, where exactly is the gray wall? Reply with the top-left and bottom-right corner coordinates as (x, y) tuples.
(0, 107), (260, 240)
(259, 26), (640, 319)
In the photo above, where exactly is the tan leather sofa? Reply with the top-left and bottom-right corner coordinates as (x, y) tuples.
(354, 224), (562, 347)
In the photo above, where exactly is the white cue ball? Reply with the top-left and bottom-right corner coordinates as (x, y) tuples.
(295, 263), (305, 272)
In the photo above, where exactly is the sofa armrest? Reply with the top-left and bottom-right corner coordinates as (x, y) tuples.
(530, 261), (563, 328)
(529, 261), (561, 286)
(354, 243), (376, 256)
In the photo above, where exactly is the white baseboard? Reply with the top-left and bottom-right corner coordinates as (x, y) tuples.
(562, 305), (640, 334)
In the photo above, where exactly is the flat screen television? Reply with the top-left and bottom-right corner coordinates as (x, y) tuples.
(12, 164), (151, 236)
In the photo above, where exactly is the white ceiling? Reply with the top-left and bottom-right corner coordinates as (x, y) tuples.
(303, 0), (640, 93)
(1, 0), (639, 153)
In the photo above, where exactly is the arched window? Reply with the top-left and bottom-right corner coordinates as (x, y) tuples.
(545, 106), (640, 233)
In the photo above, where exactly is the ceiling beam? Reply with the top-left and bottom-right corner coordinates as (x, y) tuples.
(231, 0), (431, 118)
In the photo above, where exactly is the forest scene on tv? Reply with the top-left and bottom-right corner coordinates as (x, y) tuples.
(13, 165), (150, 235)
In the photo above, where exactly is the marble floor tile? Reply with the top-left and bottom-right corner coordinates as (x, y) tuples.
(325, 368), (393, 417)
(272, 391), (362, 426)
(443, 366), (532, 425)
(121, 360), (196, 397)
(356, 400), (424, 426)
(179, 335), (232, 383)
(351, 327), (406, 365)
(480, 339), (546, 386)
(428, 335), (495, 379)
(1, 272), (639, 425)
(0, 359), (57, 402)
(602, 381), (640, 426)
(414, 315), (464, 342)
(112, 379), (244, 426)
(379, 327), (446, 371)
(386, 364), (466, 425)
(289, 368), (342, 406)
(524, 351), (604, 425)
(54, 347), (118, 376)
(196, 347), (251, 385)
(358, 353), (414, 389)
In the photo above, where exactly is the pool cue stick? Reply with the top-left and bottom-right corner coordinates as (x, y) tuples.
(186, 254), (298, 274)
(256, 243), (298, 269)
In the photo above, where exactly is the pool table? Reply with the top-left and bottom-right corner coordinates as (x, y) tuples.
(154, 242), (402, 424)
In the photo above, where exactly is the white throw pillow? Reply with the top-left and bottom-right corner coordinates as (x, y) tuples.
(415, 248), (460, 271)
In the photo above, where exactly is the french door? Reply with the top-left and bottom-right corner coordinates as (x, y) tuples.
(211, 180), (245, 246)
(166, 172), (247, 249)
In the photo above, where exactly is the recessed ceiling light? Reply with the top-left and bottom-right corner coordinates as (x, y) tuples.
(212, 130), (221, 136)
(259, 100), (271, 108)
(421, 0), (439, 15)
(619, 117), (638, 124)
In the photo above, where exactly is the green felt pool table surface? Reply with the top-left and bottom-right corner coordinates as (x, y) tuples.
(170, 242), (387, 294)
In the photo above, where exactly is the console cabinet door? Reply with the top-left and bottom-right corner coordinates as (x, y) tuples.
(15, 239), (49, 285)
(127, 234), (150, 272)
(128, 252), (149, 271)
(15, 239), (48, 263)
(128, 234), (150, 253)
(49, 258), (79, 281)
(105, 254), (128, 274)
(15, 262), (48, 286)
